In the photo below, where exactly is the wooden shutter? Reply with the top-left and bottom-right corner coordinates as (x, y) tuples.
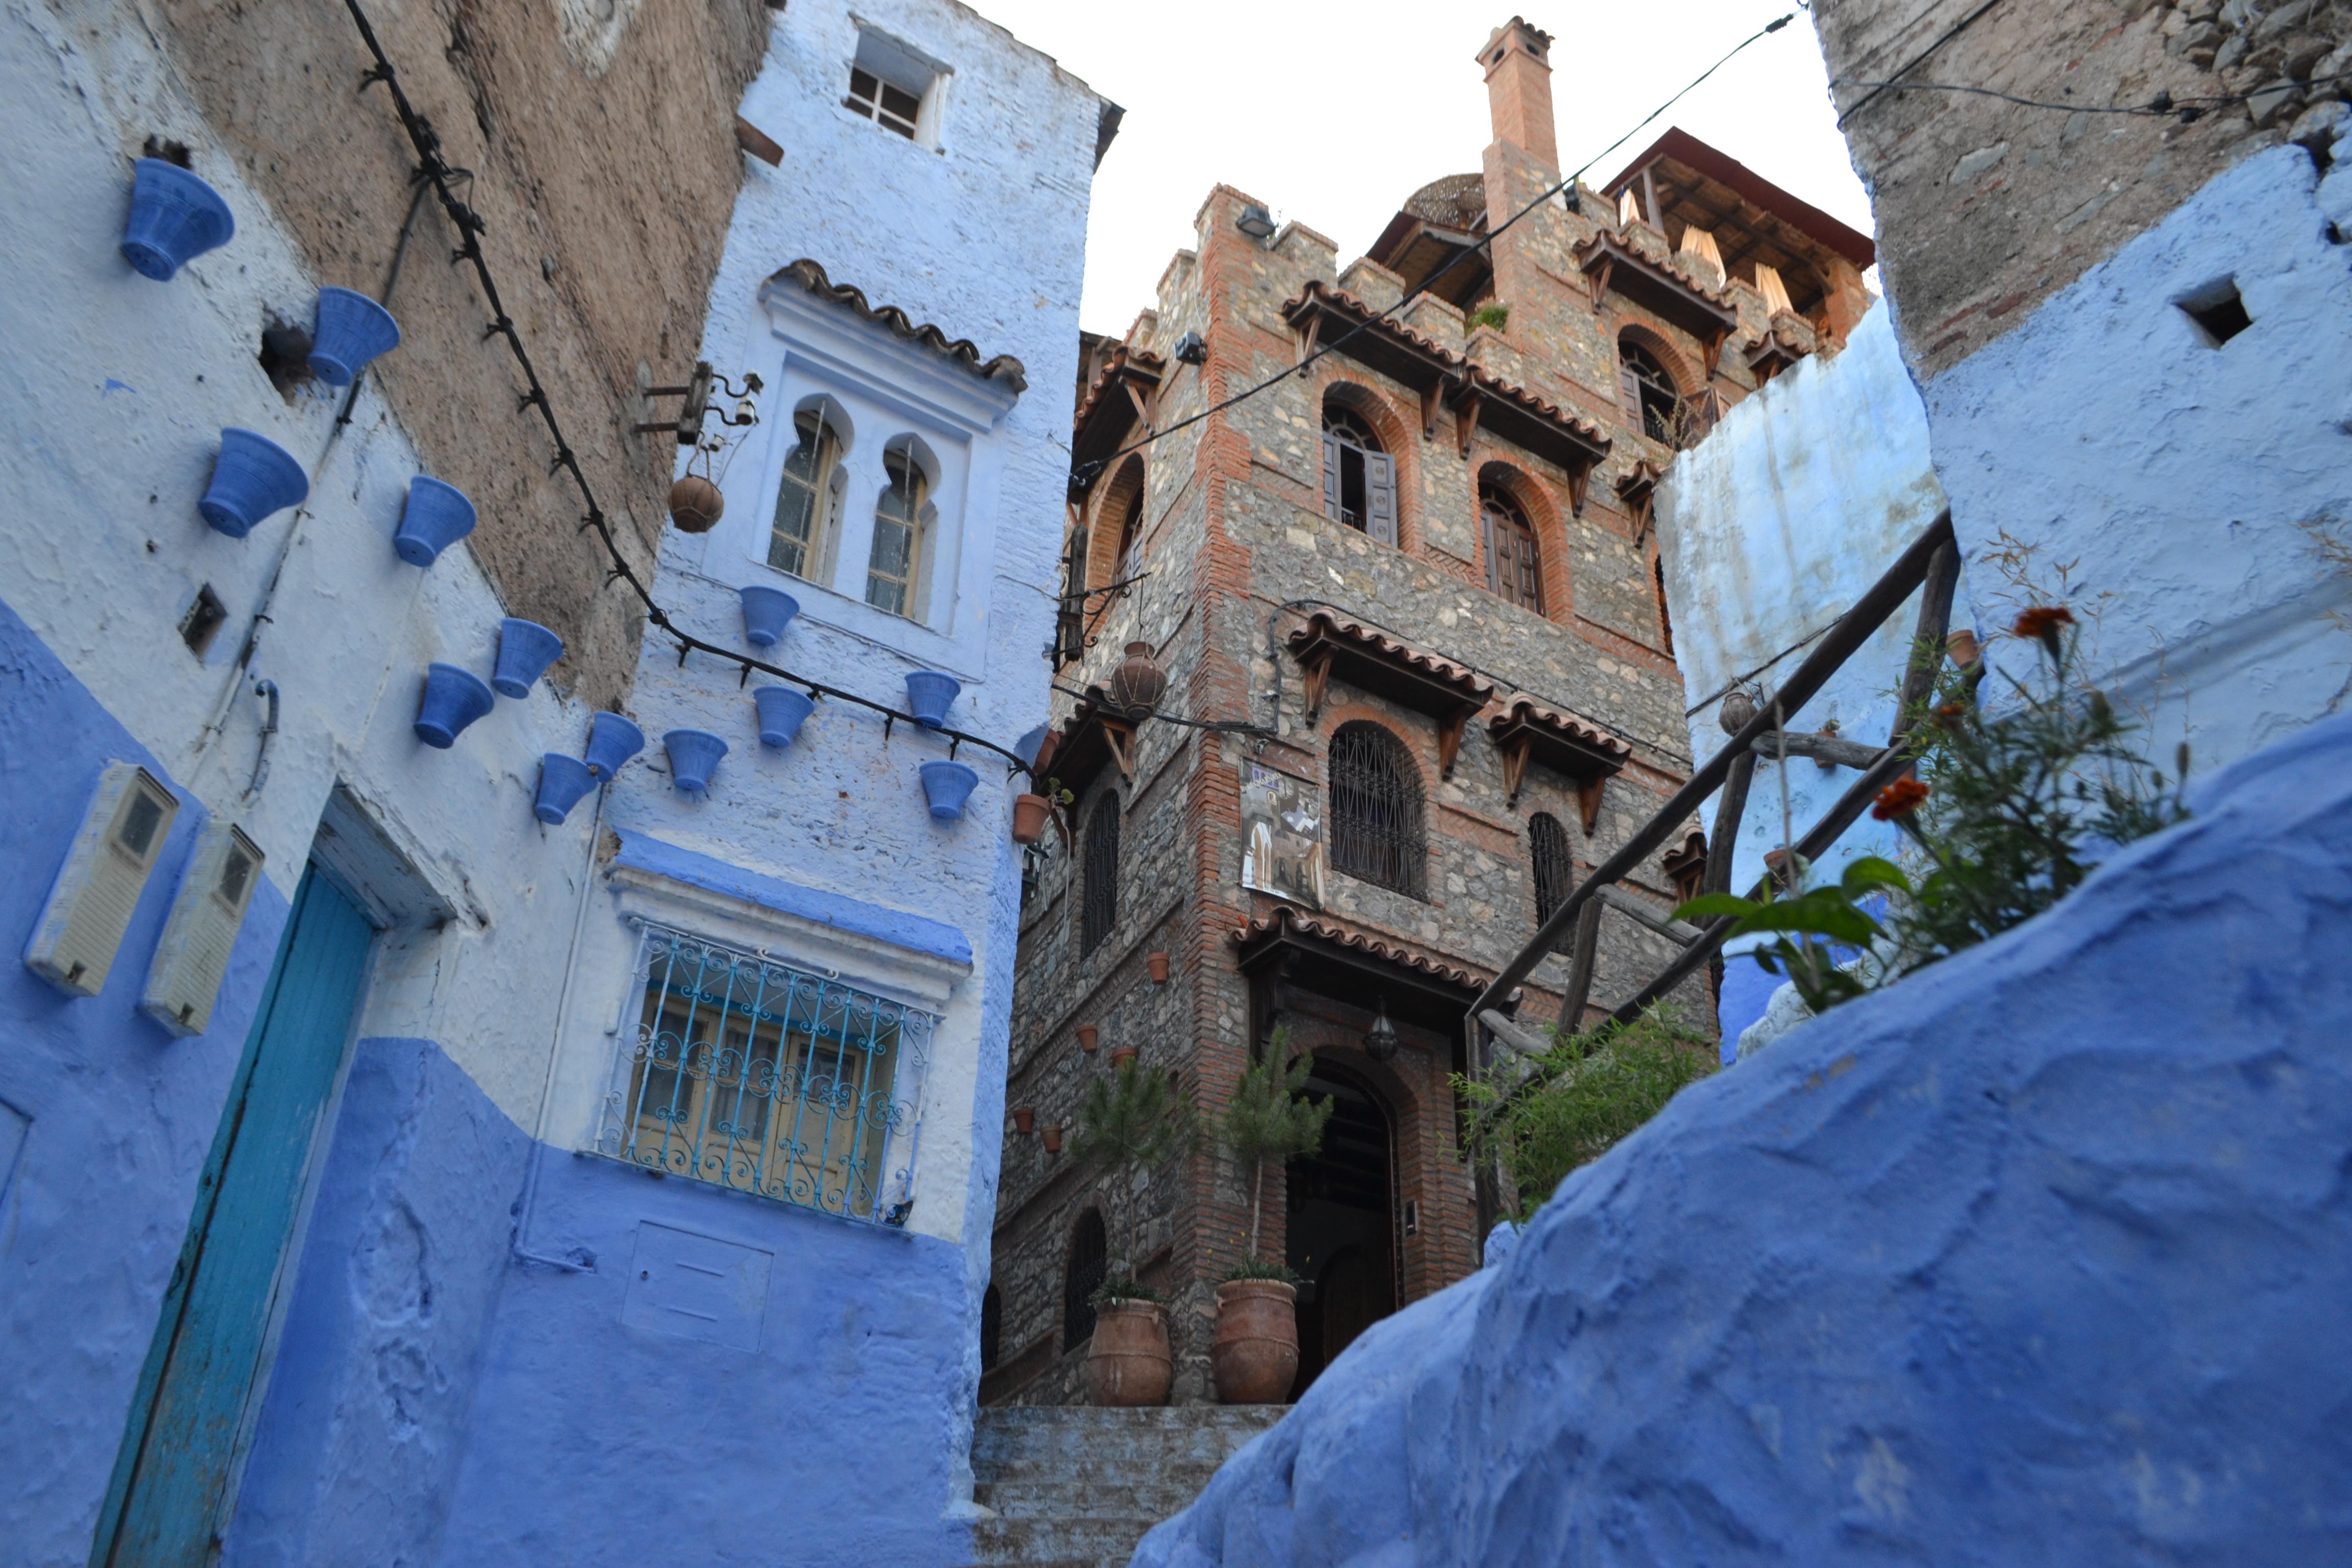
(1482, 505), (1498, 595)
(1618, 357), (1640, 416)
(1365, 451), (1396, 546)
(1321, 432), (1341, 522)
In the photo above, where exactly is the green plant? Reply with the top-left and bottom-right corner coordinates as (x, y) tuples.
(1217, 1027), (1331, 1261)
(1455, 1004), (1716, 1220)
(1071, 1056), (1198, 1285)
(1220, 1255), (1300, 1285)
(1089, 1276), (1165, 1310)
(1675, 607), (2191, 1013)
(1467, 302), (1510, 333)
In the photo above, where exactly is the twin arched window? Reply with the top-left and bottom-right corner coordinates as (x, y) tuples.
(1329, 722), (1426, 900)
(768, 406), (936, 622)
(1080, 794), (1120, 954)
(1322, 403), (1395, 545)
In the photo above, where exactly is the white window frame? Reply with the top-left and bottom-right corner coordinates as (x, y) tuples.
(590, 855), (971, 1230)
(842, 21), (952, 150)
(683, 273), (1018, 676)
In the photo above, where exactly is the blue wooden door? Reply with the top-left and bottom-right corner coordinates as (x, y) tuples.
(95, 865), (374, 1567)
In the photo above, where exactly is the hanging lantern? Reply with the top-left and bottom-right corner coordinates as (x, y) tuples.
(1363, 997), (1400, 1063)
(669, 474), (724, 533)
(1105, 641), (1166, 720)
(1718, 689), (1757, 736)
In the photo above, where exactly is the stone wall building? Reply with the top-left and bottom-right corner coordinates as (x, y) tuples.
(983, 16), (1878, 1407)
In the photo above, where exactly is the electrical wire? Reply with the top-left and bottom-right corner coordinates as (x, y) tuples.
(338, 0), (1038, 779)
(1070, 10), (1803, 487)
(1834, 69), (2352, 123)
(1834, 0), (2008, 127)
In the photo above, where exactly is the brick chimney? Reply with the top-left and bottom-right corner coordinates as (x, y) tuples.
(1479, 17), (1558, 172)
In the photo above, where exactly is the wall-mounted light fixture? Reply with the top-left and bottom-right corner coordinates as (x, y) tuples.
(1173, 331), (1207, 365)
(1363, 997), (1399, 1062)
(1235, 204), (1277, 241)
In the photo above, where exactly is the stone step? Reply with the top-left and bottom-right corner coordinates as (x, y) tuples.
(974, 1479), (1225, 1520)
(970, 1514), (1171, 1565)
(974, 1455), (1236, 1491)
(972, 1406), (1287, 1468)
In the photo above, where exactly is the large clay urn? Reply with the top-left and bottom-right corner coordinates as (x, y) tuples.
(1085, 1300), (1172, 1407)
(1211, 1280), (1298, 1405)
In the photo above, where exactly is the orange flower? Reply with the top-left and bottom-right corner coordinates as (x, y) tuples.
(1871, 776), (1931, 820)
(2013, 605), (2075, 658)
(1931, 701), (1968, 729)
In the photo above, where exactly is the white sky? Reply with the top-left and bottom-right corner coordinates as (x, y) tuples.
(971, 1), (1880, 336)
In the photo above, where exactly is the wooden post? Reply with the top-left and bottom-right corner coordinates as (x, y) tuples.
(1558, 898), (1603, 1036)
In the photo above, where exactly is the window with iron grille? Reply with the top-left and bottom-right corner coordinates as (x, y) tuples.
(1329, 722), (1426, 900)
(1064, 1210), (1107, 1350)
(1080, 795), (1120, 954)
(1529, 811), (1576, 953)
(597, 923), (934, 1226)
(1482, 481), (1543, 612)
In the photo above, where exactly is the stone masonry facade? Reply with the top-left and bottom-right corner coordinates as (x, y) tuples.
(985, 16), (1879, 1407)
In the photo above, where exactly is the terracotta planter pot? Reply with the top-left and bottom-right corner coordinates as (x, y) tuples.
(1042, 1124), (1063, 1155)
(1076, 1024), (1098, 1054)
(1086, 1301), (1172, 1407)
(1947, 627), (1981, 667)
(1147, 950), (1170, 984)
(1012, 793), (1051, 845)
(1212, 1280), (1299, 1405)
(1110, 1046), (1138, 1069)
(1012, 1107), (1035, 1136)
(669, 474), (724, 533)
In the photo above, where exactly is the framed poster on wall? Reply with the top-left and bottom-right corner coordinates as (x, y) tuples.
(1240, 763), (1325, 908)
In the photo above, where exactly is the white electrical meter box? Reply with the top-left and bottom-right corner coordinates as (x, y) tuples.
(141, 822), (265, 1038)
(24, 762), (180, 997)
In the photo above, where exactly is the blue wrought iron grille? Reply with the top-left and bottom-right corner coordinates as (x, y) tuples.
(597, 924), (934, 1226)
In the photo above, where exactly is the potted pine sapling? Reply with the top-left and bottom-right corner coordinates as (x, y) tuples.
(1069, 1056), (1198, 1406)
(1212, 1028), (1331, 1404)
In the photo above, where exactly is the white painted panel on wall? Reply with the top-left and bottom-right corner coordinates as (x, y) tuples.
(622, 1222), (774, 1352)
(23, 763), (179, 997)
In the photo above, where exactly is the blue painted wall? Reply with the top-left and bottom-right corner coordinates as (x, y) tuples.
(1132, 707), (2352, 1566)
(0, 594), (290, 1565)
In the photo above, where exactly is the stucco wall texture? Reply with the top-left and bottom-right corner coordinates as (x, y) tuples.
(1130, 704), (2352, 1568)
(1916, 144), (2352, 775)
(1654, 304), (1953, 1049)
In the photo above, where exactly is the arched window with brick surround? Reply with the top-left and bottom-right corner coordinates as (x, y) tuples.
(1529, 811), (1576, 952)
(1482, 480), (1543, 613)
(1329, 721), (1426, 900)
(1080, 793), (1120, 955)
(1322, 402), (1396, 546)
(1064, 1209), (1107, 1350)
(1618, 335), (1688, 446)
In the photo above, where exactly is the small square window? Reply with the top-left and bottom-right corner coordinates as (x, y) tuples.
(846, 67), (921, 138)
(843, 28), (942, 143)
(2175, 276), (2251, 347)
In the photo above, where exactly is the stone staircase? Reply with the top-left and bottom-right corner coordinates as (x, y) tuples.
(966, 1405), (1289, 1568)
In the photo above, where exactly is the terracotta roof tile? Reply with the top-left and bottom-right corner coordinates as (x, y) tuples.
(1231, 905), (1489, 992)
(774, 259), (1027, 392)
(1488, 697), (1632, 762)
(1286, 612), (1495, 703)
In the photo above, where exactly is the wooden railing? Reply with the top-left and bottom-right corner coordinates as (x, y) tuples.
(1462, 512), (1961, 1225)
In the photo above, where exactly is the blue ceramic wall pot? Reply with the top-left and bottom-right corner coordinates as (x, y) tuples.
(583, 712), (644, 779)
(493, 618), (565, 698)
(394, 476), (477, 567)
(740, 584), (801, 647)
(308, 286), (401, 385)
(664, 729), (728, 795)
(904, 670), (961, 729)
(120, 158), (234, 281)
(199, 428), (309, 538)
(753, 685), (816, 748)
(533, 753), (598, 824)
(413, 664), (496, 749)
(919, 760), (979, 821)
